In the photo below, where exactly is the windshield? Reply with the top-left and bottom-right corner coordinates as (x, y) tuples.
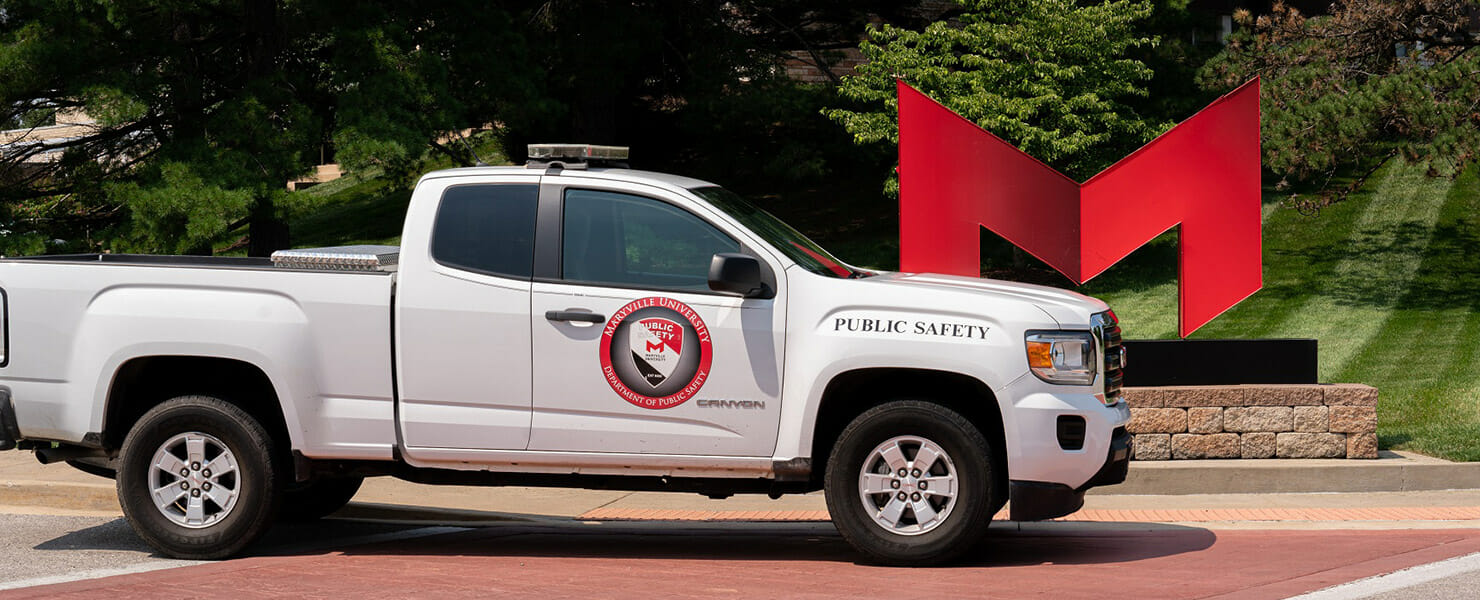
(691, 186), (859, 278)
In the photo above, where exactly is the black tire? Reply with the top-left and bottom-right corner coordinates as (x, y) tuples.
(824, 401), (996, 566)
(116, 395), (281, 560)
(278, 476), (363, 521)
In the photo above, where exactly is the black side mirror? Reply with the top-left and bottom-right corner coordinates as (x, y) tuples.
(708, 253), (764, 297)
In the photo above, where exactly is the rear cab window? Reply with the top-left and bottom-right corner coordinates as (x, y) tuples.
(430, 184), (540, 279)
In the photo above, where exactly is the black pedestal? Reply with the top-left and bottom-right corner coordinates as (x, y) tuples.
(1120, 339), (1317, 387)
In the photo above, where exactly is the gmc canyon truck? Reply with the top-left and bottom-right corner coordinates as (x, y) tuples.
(0, 145), (1129, 565)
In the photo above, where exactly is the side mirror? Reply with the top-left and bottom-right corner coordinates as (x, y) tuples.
(708, 253), (764, 297)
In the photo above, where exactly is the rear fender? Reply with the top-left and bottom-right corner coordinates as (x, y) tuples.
(76, 287), (314, 450)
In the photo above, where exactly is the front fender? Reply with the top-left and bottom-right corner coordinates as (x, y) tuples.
(773, 351), (1015, 461)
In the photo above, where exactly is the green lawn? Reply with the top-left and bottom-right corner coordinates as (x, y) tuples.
(277, 139), (506, 250)
(288, 169), (409, 248)
(1083, 161), (1480, 460)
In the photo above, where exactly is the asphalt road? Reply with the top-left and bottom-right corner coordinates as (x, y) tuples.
(0, 513), (197, 589)
(1290, 551), (1480, 600)
(1368, 567), (1480, 600)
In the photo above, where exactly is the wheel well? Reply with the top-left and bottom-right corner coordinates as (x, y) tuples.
(102, 356), (289, 453)
(811, 368), (1008, 499)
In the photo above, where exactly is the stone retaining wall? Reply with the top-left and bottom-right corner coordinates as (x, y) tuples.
(1123, 384), (1378, 460)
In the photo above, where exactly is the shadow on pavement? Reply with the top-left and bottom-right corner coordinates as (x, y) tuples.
(28, 511), (1217, 568)
(977, 525), (1217, 566)
(31, 516), (421, 558)
(31, 519), (145, 553)
(321, 518), (1217, 567)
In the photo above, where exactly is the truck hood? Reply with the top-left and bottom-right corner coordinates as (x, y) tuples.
(867, 271), (1109, 328)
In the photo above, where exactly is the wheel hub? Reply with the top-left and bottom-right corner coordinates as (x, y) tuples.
(857, 434), (959, 536)
(146, 431), (241, 529)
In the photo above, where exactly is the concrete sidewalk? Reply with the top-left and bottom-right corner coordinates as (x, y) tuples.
(7, 449), (1480, 528)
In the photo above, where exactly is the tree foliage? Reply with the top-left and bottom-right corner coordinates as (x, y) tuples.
(1201, 0), (1480, 210)
(502, 0), (913, 187)
(0, 1), (907, 255)
(0, 1), (541, 255)
(826, 0), (1168, 188)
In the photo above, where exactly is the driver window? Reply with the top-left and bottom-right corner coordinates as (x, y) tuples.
(562, 189), (740, 292)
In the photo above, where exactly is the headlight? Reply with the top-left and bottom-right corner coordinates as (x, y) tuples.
(1025, 331), (1096, 385)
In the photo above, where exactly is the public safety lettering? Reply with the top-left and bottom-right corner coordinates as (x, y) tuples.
(832, 317), (990, 341)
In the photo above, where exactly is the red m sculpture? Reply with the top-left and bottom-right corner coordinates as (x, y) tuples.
(897, 79), (1262, 337)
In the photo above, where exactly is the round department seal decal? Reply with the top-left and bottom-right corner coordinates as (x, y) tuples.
(599, 297), (713, 410)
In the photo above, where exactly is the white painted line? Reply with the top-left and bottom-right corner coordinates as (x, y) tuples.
(1287, 551), (1480, 600)
(0, 526), (467, 592)
(0, 560), (203, 592)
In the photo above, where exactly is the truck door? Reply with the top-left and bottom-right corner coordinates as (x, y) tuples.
(528, 182), (785, 457)
(395, 179), (539, 451)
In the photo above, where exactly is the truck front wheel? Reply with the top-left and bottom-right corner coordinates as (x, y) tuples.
(824, 401), (996, 565)
(116, 396), (281, 560)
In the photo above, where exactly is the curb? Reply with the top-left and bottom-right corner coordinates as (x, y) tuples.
(0, 479), (118, 513)
(1098, 451), (1480, 495)
(576, 506), (1480, 524)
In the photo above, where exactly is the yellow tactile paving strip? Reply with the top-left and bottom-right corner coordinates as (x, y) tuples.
(578, 506), (1480, 523)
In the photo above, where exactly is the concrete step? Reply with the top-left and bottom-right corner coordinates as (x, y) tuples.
(1102, 451), (1480, 495)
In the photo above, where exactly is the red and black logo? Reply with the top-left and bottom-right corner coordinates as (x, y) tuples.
(599, 297), (713, 410)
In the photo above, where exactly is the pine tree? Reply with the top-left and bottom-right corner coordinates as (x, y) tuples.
(1201, 0), (1480, 210)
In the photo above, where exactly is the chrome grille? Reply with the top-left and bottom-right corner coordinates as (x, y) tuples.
(1093, 311), (1124, 405)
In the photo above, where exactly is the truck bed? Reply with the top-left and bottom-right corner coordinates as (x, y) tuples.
(0, 254), (398, 460)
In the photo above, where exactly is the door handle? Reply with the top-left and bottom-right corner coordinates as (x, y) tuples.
(545, 310), (606, 324)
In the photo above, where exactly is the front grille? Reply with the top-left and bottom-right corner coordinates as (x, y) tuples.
(1094, 312), (1124, 405)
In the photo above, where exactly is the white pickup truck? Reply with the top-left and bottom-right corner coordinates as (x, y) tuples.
(0, 145), (1129, 565)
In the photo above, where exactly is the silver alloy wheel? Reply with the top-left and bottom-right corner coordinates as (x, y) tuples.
(857, 434), (959, 536)
(146, 431), (241, 529)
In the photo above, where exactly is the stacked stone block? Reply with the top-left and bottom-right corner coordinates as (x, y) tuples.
(1124, 384), (1378, 460)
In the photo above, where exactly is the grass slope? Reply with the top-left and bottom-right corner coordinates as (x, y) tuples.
(289, 169), (408, 248)
(283, 139), (506, 249)
(1088, 161), (1480, 460)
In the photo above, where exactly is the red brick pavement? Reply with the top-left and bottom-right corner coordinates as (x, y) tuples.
(7, 524), (1480, 599)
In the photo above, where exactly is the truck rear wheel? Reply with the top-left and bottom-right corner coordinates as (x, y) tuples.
(824, 401), (995, 566)
(116, 396), (280, 560)
(279, 476), (363, 521)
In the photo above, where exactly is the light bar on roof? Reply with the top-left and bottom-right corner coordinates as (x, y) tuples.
(527, 144), (629, 161)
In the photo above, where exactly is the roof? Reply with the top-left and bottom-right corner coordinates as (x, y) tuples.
(420, 165), (721, 192)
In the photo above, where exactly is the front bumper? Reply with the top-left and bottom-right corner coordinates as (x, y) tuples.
(0, 387), (19, 451)
(1008, 426), (1131, 521)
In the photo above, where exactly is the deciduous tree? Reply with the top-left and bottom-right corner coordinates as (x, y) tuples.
(826, 0), (1169, 190)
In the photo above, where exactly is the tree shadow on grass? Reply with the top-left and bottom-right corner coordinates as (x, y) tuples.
(1381, 221), (1480, 312)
